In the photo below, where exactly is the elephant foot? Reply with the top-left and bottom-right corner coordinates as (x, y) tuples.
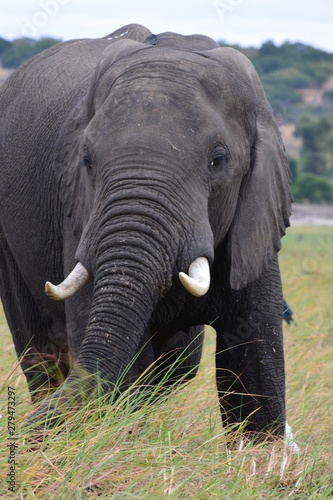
(23, 394), (78, 445)
(224, 421), (300, 455)
(23, 373), (93, 441)
(22, 364), (110, 443)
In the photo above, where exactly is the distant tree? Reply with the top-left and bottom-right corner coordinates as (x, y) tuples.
(262, 67), (312, 89)
(323, 90), (333, 102)
(296, 114), (333, 177)
(252, 41), (282, 73)
(1, 37), (61, 68)
(242, 40), (333, 91)
(1, 38), (34, 68)
(35, 37), (61, 52)
(225, 40), (333, 119)
(262, 82), (302, 118)
(287, 155), (298, 180)
(293, 174), (333, 203)
(0, 37), (11, 55)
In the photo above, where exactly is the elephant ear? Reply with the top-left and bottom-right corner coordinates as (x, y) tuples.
(222, 51), (292, 290)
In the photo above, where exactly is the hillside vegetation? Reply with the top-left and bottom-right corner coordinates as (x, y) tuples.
(239, 41), (333, 118)
(226, 40), (333, 204)
(1, 35), (333, 203)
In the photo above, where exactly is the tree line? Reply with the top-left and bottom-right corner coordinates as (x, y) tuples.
(229, 40), (333, 203)
(0, 36), (61, 68)
(1, 35), (333, 203)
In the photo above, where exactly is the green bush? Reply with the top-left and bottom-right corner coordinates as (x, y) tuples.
(288, 155), (298, 180)
(1, 37), (61, 68)
(324, 90), (333, 101)
(263, 82), (302, 116)
(0, 37), (11, 55)
(296, 114), (333, 177)
(227, 40), (333, 119)
(262, 67), (313, 89)
(293, 173), (333, 203)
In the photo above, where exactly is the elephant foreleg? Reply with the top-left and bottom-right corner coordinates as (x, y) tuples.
(214, 266), (286, 435)
(0, 230), (68, 401)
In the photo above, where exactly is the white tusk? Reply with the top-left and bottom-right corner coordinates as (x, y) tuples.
(45, 262), (91, 302)
(179, 257), (210, 297)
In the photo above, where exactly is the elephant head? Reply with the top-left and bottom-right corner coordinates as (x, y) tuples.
(33, 25), (291, 421)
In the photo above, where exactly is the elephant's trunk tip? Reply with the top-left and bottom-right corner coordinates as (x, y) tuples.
(45, 262), (91, 301)
(179, 257), (210, 297)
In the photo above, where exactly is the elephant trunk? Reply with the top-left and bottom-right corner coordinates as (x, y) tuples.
(69, 220), (176, 387)
(44, 175), (214, 396)
(36, 193), (214, 423)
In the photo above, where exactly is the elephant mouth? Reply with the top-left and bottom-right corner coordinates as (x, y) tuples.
(45, 256), (211, 301)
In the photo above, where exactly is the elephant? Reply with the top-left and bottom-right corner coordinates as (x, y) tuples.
(0, 23), (292, 436)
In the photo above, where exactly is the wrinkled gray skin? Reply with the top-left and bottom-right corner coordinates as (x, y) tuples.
(0, 24), (291, 434)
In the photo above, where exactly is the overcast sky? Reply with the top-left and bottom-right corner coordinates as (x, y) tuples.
(1, 0), (333, 52)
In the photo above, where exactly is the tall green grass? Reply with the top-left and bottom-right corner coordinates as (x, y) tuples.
(1, 225), (333, 498)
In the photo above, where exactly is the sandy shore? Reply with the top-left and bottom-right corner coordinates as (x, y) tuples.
(290, 203), (333, 226)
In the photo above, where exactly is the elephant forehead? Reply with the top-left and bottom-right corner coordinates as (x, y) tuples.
(109, 78), (205, 114)
(95, 83), (229, 145)
(94, 49), (239, 112)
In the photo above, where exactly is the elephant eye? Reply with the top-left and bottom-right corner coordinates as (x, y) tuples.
(83, 146), (92, 172)
(83, 146), (96, 187)
(210, 156), (225, 168)
(209, 147), (228, 171)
